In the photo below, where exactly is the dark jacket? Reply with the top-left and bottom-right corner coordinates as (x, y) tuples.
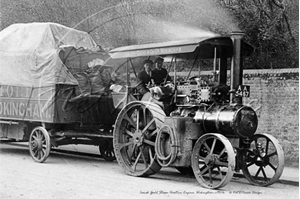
(137, 70), (152, 85)
(152, 68), (171, 85)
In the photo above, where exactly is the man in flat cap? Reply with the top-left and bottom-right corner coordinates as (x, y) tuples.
(137, 59), (154, 88)
(152, 57), (171, 85)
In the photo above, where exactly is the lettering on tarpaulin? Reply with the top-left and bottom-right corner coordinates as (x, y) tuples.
(0, 85), (54, 99)
(0, 101), (52, 119)
(0, 85), (32, 98)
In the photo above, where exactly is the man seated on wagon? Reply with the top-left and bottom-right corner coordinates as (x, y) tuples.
(152, 57), (171, 86)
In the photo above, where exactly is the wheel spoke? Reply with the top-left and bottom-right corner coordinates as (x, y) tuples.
(132, 150), (142, 171)
(218, 147), (226, 157)
(130, 143), (137, 161)
(209, 168), (213, 184)
(140, 146), (149, 168)
(136, 108), (140, 130)
(203, 142), (211, 152)
(268, 162), (277, 171)
(37, 150), (41, 159)
(215, 160), (228, 167)
(266, 152), (277, 158)
(39, 150), (44, 159)
(255, 166), (262, 178)
(32, 135), (37, 140)
(125, 130), (134, 137)
(149, 129), (158, 137)
(217, 166), (223, 180)
(210, 138), (217, 155)
(124, 114), (136, 127)
(148, 147), (154, 163)
(142, 107), (147, 126)
(119, 141), (134, 150)
(42, 145), (47, 150)
(200, 165), (210, 175)
(261, 167), (268, 180)
(33, 149), (38, 157)
(265, 140), (269, 154)
(37, 131), (42, 139)
(143, 139), (155, 146)
(142, 118), (155, 133)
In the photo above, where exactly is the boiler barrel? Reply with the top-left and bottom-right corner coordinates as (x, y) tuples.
(194, 105), (258, 138)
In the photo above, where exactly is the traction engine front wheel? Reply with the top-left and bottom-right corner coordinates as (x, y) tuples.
(241, 133), (284, 186)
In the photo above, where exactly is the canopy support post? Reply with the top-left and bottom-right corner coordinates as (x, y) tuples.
(212, 47), (218, 82)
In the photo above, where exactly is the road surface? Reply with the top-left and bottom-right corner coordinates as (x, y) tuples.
(0, 142), (298, 199)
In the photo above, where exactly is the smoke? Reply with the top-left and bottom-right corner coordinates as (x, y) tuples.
(136, 16), (218, 43)
(175, 0), (241, 32)
(91, 0), (241, 46)
(132, 0), (240, 43)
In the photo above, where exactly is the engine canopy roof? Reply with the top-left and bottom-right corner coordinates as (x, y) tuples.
(109, 36), (253, 60)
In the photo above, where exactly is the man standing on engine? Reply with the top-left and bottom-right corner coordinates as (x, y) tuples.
(152, 57), (171, 85)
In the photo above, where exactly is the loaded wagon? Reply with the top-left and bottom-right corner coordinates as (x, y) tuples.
(0, 22), (134, 162)
(109, 32), (285, 188)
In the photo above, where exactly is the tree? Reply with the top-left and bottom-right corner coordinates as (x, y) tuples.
(1, 0), (298, 68)
(219, 0), (298, 69)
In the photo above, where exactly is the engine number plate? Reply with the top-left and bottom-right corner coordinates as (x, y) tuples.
(235, 85), (250, 97)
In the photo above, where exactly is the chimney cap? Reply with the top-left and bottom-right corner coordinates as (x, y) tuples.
(230, 31), (245, 39)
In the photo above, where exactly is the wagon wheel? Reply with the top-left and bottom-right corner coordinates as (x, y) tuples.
(191, 133), (235, 189)
(99, 138), (115, 161)
(113, 101), (165, 177)
(29, 126), (51, 163)
(241, 133), (284, 186)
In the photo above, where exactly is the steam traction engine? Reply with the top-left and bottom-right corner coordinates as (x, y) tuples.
(110, 32), (284, 189)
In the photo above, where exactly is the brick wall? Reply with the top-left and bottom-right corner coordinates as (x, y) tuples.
(242, 68), (299, 167)
(174, 68), (299, 167)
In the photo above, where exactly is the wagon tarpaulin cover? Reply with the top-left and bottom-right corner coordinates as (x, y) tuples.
(0, 22), (99, 87)
(0, 22), (115, 123)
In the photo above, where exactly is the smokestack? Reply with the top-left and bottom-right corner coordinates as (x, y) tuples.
(230, 32), (245, 105)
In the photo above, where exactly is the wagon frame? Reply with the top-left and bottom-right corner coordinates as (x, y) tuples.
(0, 22), (135, 162)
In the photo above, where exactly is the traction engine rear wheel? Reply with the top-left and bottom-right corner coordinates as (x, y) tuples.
(191, 133), (235, 189)
(113, 101), (165, 177)
(241, 133), (284, 186)
(29, 126), (51, 163)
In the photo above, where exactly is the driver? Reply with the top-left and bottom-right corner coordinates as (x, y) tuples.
(137, 59), (154, 87)
(152, 57), (171, 85)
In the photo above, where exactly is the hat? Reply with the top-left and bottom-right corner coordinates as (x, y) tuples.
(143, 59), (153, 65)
(154, 57), (164, 63)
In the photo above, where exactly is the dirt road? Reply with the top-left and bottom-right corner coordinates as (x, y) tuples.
(0, 142), (298, 199)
